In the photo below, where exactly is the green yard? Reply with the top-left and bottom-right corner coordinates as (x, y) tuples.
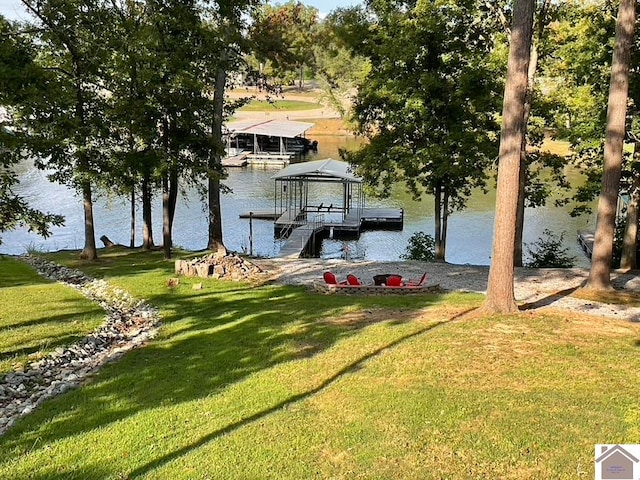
(238, 99), (320, 111)
(1, 251), (639, 479)
(0, 256), (104, 374)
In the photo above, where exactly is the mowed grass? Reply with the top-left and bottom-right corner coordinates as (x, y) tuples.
(0, 255), (105, 374)
(1, 250), (639, 479)
(238, 99), (320, 111)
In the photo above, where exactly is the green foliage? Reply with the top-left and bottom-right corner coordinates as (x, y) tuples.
(524, 229), (576, 268)
(611, 216), (630, 269)
(2, 0), (258, 256)
(249, 1), (319, 88)
(537, 0), (636, 220)
(400, 231), (435, 262)
(340, 0), (501, 260)
(0, 18), (65, 244)
(313, 10), (370, 118)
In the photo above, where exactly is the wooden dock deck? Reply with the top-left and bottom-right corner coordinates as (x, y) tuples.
(222, 151), (294, 168)
(222, 151), (250, 167)
(275, 207), (404, 258)
(239, 210), (278, 220)
(360, 208), (404, 229)
(277, 225), (320, 259)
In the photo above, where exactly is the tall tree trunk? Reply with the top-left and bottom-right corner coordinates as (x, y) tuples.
(483, 0), (535, 314)
(130, 186), (135, 248)
(513, 0), (550, 267)
(586, 0), (636, 290)
(168, 166), (178, 234)
(161, 166), (179, 260)
(208, 66), (227, 256)
(80, 180), (98, 260)
(434, 183), (445, 261)
(142, 173), (154, 250)
(162, 173), (171, 260)
(514, 42), (539, 267)
(441, 186), (449, 261)
(620, 174), (640, 270)
(298, 64), (304, 92)
(514, 151), (527, 267)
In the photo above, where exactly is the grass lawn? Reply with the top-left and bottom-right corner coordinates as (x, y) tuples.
(0, 255), (105, 374)
(1, 250), (639, 479)
(238, 99), (320, 111)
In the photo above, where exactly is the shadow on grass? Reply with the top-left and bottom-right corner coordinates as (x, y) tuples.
(128, 317), (450, 478)
(1, 274), (448, 459)
(0, 331), (86, 365)
(0, 256), (52, 288)
(518, 287), (580, 311)
(45, 248), (175, 280)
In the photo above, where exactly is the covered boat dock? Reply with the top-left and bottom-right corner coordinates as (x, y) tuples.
(269, 159), (403, 258)
(224, 119), (316, 166)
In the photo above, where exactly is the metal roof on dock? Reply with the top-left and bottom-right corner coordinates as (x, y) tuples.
(225, 119), (314, 139)
(271, 158), (361, 182)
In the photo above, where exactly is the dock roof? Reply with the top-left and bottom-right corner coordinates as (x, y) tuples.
(225, 119), (314, 139)
(271, 158), (361, 182)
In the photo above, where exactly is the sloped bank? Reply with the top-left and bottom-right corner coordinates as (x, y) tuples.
(0, 256), (160, 435)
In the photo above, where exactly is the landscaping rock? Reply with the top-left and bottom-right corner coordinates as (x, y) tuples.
(0, 256), (161, 436)
(174, 253), (263, 281)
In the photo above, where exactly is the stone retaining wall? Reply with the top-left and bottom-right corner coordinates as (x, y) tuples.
(311, 281), (442, 295)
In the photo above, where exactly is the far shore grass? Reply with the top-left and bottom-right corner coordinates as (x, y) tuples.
(1, 249), (639, 479)
(238, 99), (320, 111)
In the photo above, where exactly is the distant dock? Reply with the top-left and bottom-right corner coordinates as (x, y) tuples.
(222, 151), (250, 167)
(577, 231), (594, 258)
(239, 210), (278, 220)
(222, 151), (292, 168)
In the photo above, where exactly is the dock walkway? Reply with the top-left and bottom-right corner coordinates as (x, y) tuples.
(577, 231), (594, 258)
(278, 225), (320, 259)
(274, 207), (403, 258)
(222, 151), (250, 167)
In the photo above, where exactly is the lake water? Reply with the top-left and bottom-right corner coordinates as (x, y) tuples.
(0, 135), (593, 266)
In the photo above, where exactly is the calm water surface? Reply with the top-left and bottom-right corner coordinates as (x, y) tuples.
(1, 135), (593, 266)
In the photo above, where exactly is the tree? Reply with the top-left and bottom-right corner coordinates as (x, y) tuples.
(0, 17), (65, 244)
(249, 1), (319, 90)
(103, 0), (216, 259)
(101, 0), (163, 251)
(342, 0), (500, 261)
(12, 0), (112, 260)
(201, 1), (260, 255)
(313, 9), (370, 119)
(586, 0), (636, 290)
(619, 152), (640, 270)
(483, 0), (535, 314)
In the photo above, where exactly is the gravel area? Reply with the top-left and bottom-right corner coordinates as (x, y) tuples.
(254, 258), (640, 322)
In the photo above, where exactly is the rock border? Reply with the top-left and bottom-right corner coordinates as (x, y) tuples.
(311, 280), (442, 295)
(0, 256), (160, 436)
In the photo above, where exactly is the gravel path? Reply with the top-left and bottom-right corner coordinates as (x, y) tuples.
(254, 258), (640, 322)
